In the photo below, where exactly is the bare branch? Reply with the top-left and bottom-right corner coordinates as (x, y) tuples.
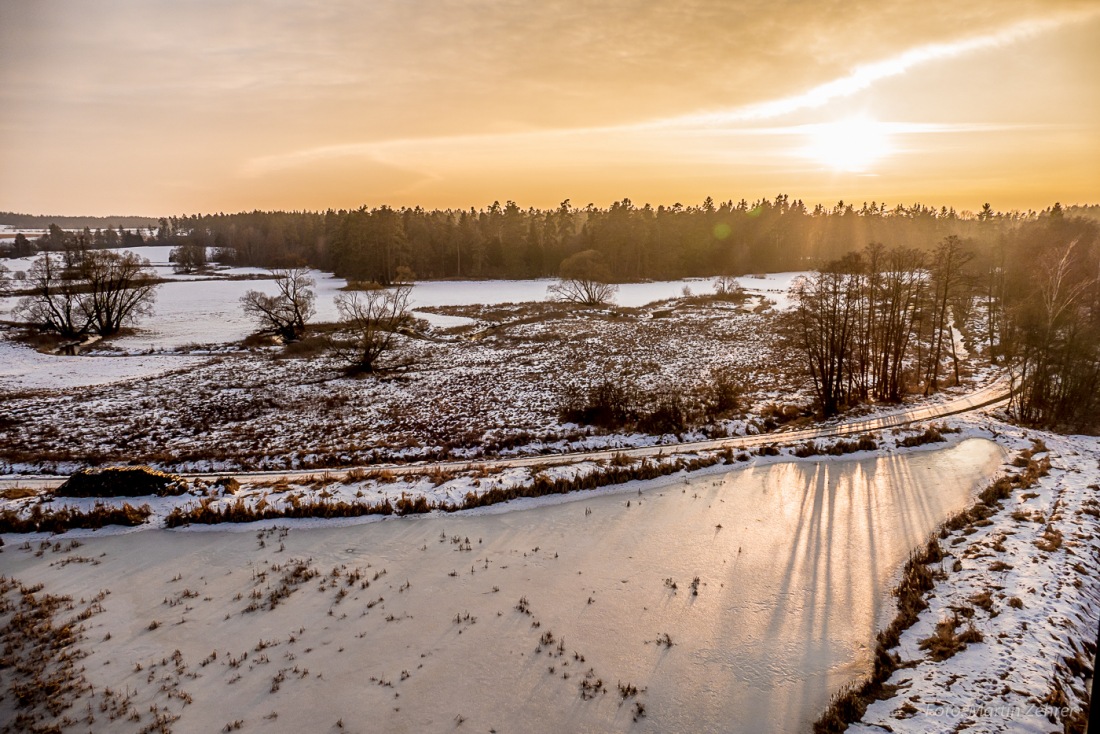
(332, 285), (414, 373)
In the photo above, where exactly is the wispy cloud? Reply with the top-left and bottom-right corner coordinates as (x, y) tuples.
(658, 7), (1100, 127)
(243, 10), (1091, 177)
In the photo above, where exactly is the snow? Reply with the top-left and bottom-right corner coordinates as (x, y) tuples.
(0, 338), (206, 391)
(3, 241), (808, 353)
(846, 426), (1099, 734)
(728, 271), (807, 310)
(402, 272), (808, 311)
(0, 241), (1094, 732)
(0, 438), (1006, 733)
(107, 274), (349, 351)
(0, 301), (795, 473)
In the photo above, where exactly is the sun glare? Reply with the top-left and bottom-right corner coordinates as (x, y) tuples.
(805, 117), (893, 172)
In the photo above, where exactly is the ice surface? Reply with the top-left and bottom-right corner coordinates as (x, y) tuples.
(0, 439), (1004, 733)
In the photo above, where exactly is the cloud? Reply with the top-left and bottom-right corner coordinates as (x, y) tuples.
(242, 9), (1089, 177)
(665, 6), (1100, 126)
(3, 0), (1099, 212)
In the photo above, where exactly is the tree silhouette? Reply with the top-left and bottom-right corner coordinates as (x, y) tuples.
(240, 268), (316, 342)
(16, 247), (158, 338)
(547, 249), (618, 305)
(331, 284), (415, 373)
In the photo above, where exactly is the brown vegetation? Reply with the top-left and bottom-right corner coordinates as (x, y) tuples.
(0, 503), (152, 534)
(56, 466), (187, 498)
(163, 454), (731, 528)
(813, 442), (1050, 733)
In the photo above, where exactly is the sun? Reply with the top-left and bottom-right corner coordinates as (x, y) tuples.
(804, 117), (894, 172)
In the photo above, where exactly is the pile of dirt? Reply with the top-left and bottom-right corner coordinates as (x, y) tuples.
(56, 466), (188, 497)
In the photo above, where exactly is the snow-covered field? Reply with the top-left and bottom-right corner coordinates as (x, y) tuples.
(0, 435), (1008, 733)
(0, 339), (204, 391)
(1, 245), (806, 353)
(2, 243), (1095, 732)
(0, 297), (803, 473)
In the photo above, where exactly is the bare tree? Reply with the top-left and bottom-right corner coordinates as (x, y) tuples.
(874, 247), (926, 401)
(241, 268), (316, 342)
(15, 250), (90, 338)
(80, 250), (159, 336)
(712, 275), (743, 299)
(547, 249), (618, 306)
(1009, 239), (1100, 430)
(332, 284), (414, 373)
(0, 262), (10, 297)
(924, 236), (974, 394)
(793, 261), (860, 417)
(16, 248), (159, 338)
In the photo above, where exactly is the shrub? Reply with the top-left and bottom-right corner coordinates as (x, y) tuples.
(637, 390), (688, 435)
(704, 369), (744, 419)
(760, 403), (804, 431)
(896, 425), (947, 448)
(794, 435), (876, 458)
(558, 379), (639, 429)
(794, 442), (821, 458)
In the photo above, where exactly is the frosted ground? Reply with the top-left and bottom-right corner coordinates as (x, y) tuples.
(0, 247), (817, 472)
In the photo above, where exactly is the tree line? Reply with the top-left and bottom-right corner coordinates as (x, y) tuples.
(136, 199), (1093, 283)
(6, 199), (1094, 284)
(3, 197), (1098, 433)
(0, 212), (159, 230)
(791, 210), (1099, 433)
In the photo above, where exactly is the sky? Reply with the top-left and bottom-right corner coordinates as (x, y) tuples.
(1, 0), (1099, 216)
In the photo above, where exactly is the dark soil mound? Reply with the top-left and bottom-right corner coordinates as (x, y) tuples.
(56, 466), (188, 498)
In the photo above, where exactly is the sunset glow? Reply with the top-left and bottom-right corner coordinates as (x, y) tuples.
(1, 1), (1099, 214)
(803, 118), (895, 172)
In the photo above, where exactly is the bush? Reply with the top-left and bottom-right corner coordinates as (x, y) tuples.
(896, 426), (945, 448)
(56, 466), (187, 498)
(704, 369), (744, 419)
(760, 403), (805, 431)
(793, 435), (877, 458)
(0, 503), (152, 533)
(558, 379), (639, 429)
(637, 390), (688, 435)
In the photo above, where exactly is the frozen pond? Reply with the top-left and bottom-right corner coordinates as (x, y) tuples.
(0, 438), (1005, 733)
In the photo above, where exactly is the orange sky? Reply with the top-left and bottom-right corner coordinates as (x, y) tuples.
(1, 0), (1098, 216)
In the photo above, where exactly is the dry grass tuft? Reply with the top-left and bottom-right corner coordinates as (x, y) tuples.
(0, 486), (38, 500)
